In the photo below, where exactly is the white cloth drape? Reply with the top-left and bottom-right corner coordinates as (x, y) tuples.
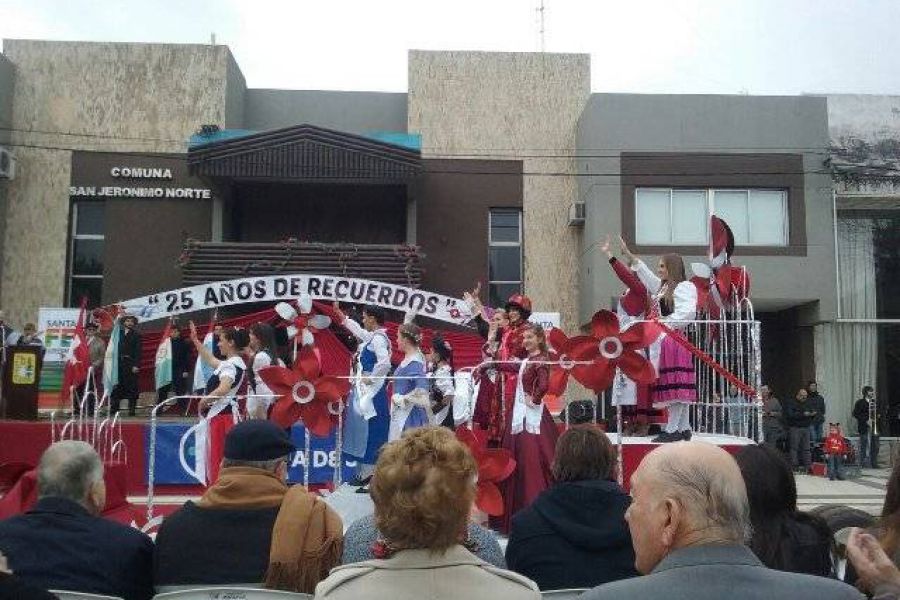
(816, 218), (878, 428)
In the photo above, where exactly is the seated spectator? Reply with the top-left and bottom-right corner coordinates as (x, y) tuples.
(846, 461), (900, 587)
(342, 513), (506, 568)
(315, 426), (539, 600)
(846, 528), (900, 599)
(154, 420), (342, 594)
(581, 441), (861, 600)
(505, 426), (637, 590)
(0, 551), (57, 600)
(734, 444), (835, 577)
(0, 441), (154, 600)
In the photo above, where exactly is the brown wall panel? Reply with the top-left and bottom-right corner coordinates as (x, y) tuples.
(417, 159), (523, 297)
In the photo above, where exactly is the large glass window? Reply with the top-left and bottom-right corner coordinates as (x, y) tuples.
(635, 188), (788, 246)
(489, 209), (523, 308)
(68, 202), (105, 307)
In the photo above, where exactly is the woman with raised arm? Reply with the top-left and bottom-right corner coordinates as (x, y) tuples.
(189, 321), (250, 485)
(464, 285), (509, 431)
(619, 236), (698, 443)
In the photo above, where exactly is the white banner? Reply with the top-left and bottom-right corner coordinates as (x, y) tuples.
(119, 274), (475, 325)
(37, 307), (81, 364)
(530, 312), (561, 330)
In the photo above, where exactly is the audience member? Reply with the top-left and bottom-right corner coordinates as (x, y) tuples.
(807, 381), (827, 444)
(734, 444), (835, 576)
(846, 528), (900, 600)
(580, 441), (861, 600)
(854, 386), (880, 468)
(505, 426), (637, 590)
(0, 441), (154, 600)
(0, 551), (57, 600)
(342, 513), (505, 568)
(844, 463), (900, 588)
(154, 420), (343, 594)
(315, 426), (539, 599)
(760, 385), (783, 448)
(784, 388), (816, 473)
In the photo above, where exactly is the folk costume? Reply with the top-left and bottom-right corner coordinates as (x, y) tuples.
(388, 353), (431, 441)
(471, 311), (503, 431)
(430, 362), (456, 429)
(195, 354), (246, 485)
(341, 316), (392, 468)
(482, 295), (531, 445)
(247, 349), (283, 417)
(632, 259), (698, 441)
(490, 350), (559, 534)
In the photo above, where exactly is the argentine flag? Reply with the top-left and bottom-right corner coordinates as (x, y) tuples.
(155, 320), (173, 390)
(192, 330), (215, 392)
(103, 317), (121, 392)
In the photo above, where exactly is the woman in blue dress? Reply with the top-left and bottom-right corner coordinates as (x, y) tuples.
(389, 323), (431, 441)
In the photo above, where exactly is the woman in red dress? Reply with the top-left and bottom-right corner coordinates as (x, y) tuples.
(488, 322), (559, 534)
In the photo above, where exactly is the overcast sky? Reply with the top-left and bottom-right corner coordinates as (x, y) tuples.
(2, 0), (899, 95)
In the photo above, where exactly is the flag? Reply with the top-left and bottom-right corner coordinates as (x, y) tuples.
(192, 316), (217, 392)
(61, 300), (89, 403)
(103, 316), (121, 393)
(155, 319), (173, 390)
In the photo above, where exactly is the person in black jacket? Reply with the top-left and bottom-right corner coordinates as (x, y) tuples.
(807, 381), (827, 444)
(505, 425), (637, 591)
(0, 441), (154, 600)
(784, 388), (817, 473)
(111, 315), (142, 416)
(156, 325), (191, 404)
(853, 385), (879, 468)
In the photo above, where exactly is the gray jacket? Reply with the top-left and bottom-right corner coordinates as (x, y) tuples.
(581, 544), (862, 600)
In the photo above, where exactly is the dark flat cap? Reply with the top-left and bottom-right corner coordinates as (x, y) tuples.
(224, 420), (295, 461)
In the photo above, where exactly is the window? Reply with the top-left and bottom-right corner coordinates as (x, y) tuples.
(635, 188), (788, 246)
(68, 202), (105, 307)
(489, 209), (522, 308)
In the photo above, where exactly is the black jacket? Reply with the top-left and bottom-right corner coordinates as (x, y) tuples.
(505, 479), (637, 591)
(853, 398), (871, 434)
(153, 500), (279, 586)
(118, 328), (142, 371)
(171, 336), (191, 376)
(0, 572), (57, 600)
(784, 397), (817, 428)
(808, 392), (826, 426)
(0, 497), (154, 600)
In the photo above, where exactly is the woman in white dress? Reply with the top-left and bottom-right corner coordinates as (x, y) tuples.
(246, 322), (283, 419)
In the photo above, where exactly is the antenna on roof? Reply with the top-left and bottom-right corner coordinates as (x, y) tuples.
(537, 0), (546, 52)
(210, 32), (216, 46)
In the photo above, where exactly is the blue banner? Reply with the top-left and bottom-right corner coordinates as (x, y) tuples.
(146, 422), (357, 485)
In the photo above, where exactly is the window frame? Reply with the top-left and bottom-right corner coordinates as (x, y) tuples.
(634, 187), (789, 247)
(68, 201), (105, 307)
(488, 209), (523, 306)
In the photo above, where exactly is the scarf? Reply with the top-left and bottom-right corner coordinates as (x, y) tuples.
(197, 467), (343, 594)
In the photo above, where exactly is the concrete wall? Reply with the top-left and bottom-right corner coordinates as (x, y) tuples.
(0, 53), (15, 306)
(577, 93), (835, 325)
(244, 90), (408, 134)
(408, 50), (591, 331)
(0, 40), (242, 325)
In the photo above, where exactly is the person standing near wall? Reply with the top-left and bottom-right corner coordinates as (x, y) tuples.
(854, 386), (880, 468)
(807, 381), (826, 444)
(785, 388), (816, 474)
(761, 385), (784, 450)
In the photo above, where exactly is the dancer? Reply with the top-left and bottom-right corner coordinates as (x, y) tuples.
(428, 334), (456, 429)
(333, 304), (391, 487)
(465, 285), (509, 431)
(189, 322), (249, 485)
(246, 322), (283, 420)
(620, 238), (698, 443)
(389, 322), (431, 441)
(487, 322), (559, 534)
(602, 235), (656, 435)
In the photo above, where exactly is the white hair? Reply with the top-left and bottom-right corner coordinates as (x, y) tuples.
(37, 441), (103, 504)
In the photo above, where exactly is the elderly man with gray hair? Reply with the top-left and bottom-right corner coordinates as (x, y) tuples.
(0, 441), (153, 600)
(581, 441), (862, 600)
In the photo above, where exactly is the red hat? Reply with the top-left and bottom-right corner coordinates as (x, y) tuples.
(505, 294), (532, 313)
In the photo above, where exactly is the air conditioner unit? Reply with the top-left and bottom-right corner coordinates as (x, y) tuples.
(567, 201), (586, 226)
(0, 147), (15, 180)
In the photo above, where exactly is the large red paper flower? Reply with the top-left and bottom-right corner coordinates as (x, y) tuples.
(258, 346), (350, 437)
(456, 427), (516, 516)
(552, 310), (659, 393)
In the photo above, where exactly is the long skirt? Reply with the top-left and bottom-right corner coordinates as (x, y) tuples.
(206, 412), (235, 485)
(472, 373), (497, 431)
(343, 387), (391, 465)
(652, 335), (697, 407)
(490, 406), (559, 534)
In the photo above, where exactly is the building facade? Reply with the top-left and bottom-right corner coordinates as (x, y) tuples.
(3, 39), (882, 418)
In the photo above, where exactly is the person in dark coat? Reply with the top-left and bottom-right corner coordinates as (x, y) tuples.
(854, 385), (879, 468)
(156, 325), (192, 403)
(0, 551), (57, 600)
(807, 381), (827, 444)
(111, 314), (142, 416)
(0, 441), (154, 600)
(505, 426), (637, 590)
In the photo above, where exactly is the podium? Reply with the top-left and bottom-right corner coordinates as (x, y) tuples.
(1, 345), (42, 420)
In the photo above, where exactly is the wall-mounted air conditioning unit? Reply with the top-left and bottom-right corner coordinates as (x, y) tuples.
(568, 201), (585, 226)
(0, 147), (15, 180)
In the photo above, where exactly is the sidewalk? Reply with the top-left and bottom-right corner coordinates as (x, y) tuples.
(797, 467), (890, 515)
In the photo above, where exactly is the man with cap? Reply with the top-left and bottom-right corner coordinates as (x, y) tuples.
(110, 315), (142, 416)
(153, 420), (343, 594)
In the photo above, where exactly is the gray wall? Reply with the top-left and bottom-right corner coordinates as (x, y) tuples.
(243, 89), (407, 134)
(0, 52), (14, 306)
(576, 93), (835, 326)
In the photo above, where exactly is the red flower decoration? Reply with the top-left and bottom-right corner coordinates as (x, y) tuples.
(551, 310), (659, 393)
(457, 427), (516, 516)
(258, 346), (350, 437)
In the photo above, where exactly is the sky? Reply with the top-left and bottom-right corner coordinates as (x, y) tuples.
(1, 0), (899, 96)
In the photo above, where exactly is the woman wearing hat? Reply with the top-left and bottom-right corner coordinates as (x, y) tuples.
(427, 334), (456, 429)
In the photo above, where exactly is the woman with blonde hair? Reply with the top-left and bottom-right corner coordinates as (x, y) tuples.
(388, 322), (431, 442)
(315, 426), (539, 599)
